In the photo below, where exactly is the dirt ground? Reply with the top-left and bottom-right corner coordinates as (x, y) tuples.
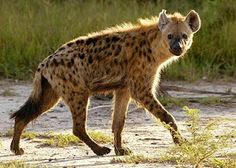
(0, 79), (235, 167)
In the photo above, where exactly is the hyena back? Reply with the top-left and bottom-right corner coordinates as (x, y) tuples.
(10, 10), (201, 156)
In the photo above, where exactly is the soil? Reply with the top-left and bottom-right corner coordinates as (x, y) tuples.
(0, 79), (235, 167)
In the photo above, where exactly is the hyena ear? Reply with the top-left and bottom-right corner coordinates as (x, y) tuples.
(158, 9), (171, 32)
(185, 10), (201, 33)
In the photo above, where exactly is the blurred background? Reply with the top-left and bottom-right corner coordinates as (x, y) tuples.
(0, 0), (235, 81)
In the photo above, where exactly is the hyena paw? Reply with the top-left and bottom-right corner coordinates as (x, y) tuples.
(10, 142), (24, 155)
(94, 146), (111, 156)
(115, 147), (132, 156)
(173, 135), (187, 145)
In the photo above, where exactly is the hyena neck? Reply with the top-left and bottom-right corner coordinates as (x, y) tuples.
(145, 26), (174, 67)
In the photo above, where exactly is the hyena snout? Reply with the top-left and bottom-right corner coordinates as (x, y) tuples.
(169, 39), (184, 56)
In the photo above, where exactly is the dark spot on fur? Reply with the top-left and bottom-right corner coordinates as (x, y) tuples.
(105, 37), (110, 43)
(79, 53), (85, 59)
(63, 77), (66, 82)
(86, 38), (97, 46)
(112, 36), (120, 42)
(58, 47), (65, 51)
(69, 74), (72, 79)
(94, 48), (97, 53)
(53, 58), (58, 66)
(148, 48), (152, 54)
(37, 68), (40, 72)
(71, 59), (74, 65)
(114, 45), (122, 56)
(98, 47), (102, 52)
(60, 59), (65, 66)
(88, 55), (93, 64)
(112, 45), (115, 50)
(126, 42), (130, 47)
(114, 59), (118, 65)
(41, 63), (45, 67)
(143, 51), (147, 57)
(49, 55), (53, 59)
(106, 44), (111, 49)
(76, 39), (84, 45)
(67, 42), (74, 47)
(107, 52), (112, 56)
(147, 56), (151, 62)
(139, 51), (142, 57)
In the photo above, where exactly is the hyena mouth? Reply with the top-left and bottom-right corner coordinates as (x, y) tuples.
(169, 49), (182, 56)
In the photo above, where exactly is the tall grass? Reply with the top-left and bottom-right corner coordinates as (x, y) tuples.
(0, 0), (235, 80)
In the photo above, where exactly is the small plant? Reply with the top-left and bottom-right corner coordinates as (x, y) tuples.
(160, 106), (235, 168)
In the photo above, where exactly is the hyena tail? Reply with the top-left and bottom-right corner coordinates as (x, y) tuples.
(10, 73), (60, 122)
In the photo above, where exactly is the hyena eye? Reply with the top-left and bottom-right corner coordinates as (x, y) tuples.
(182, 33), (188, 39)
(167, 34), (173, 40)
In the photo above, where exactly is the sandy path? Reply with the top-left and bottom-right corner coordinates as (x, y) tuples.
(0, 80), (235, 167)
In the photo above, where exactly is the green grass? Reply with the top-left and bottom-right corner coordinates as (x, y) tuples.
(159, 96), (189, 108)
(0, 89), (19, 97)
(198, 96), (221, 105)
(41, 131), (112, 147)
(111, 153), (158, 164)
(0, 161), (32, 168)
(0, 0), (235, 80)
(1, 130), (112, 148)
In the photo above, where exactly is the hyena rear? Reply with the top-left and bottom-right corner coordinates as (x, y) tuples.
(10, 10), (201, 156)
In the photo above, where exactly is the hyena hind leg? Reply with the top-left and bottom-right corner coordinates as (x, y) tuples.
(63, 91), (111, 156)
(10, 77), (60, 155)
(112, 88), (131, 155)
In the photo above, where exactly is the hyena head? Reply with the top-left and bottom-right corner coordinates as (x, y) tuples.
(158, 10), (201, 56)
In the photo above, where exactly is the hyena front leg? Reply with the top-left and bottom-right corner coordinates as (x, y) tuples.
(112, 88), (131, 155)
(130, 87), (184, 144)
(63, 91), (111, 156)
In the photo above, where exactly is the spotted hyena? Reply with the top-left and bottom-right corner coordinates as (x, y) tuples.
(10, 10), (201, 156)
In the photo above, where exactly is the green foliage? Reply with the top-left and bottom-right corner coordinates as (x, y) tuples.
(0, 0), (235, 80)
(42, 132), (82, 147)
(1, 129), (112, 147)
(159, 96), (188, 108)
(111, 153), (158, 164)
(0, 89), (19, 97)
(41, 131), (112, 147)
(198, 96), (221, 105)
(160, 106), (236, 167)
(0, 161), (32, 168)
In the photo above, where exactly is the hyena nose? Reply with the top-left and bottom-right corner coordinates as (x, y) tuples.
(170, 42), (183, 56)
(172, 43), (182, 52)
